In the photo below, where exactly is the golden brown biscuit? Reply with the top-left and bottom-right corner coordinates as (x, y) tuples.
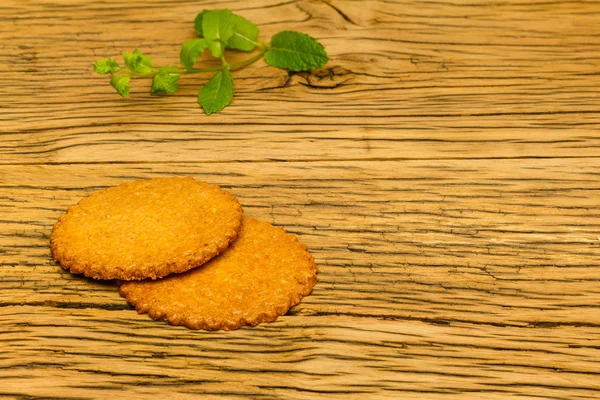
(51, 177), (243, 280)
(119, 218), (317, 330)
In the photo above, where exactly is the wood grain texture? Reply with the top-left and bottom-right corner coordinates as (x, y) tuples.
(1, 0), (600, 399)
(2, 160), (600, 398)
(2, 0), (600, 163)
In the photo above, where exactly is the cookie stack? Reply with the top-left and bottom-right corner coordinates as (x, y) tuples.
(50, 177), (317, 331)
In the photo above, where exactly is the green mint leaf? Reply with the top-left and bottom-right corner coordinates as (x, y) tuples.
(197, 69), (234, 115)
(93, 58), (120, 74)
(202, 9), (235, 58)
(194, 11), (206, 36)
(110, 75), (131, 97)
(195, 10), (258, 52)
(228, 14), (259, 52)
(207, 40), (224, 59)
(123, 49), (154, 74)
(264, 31), (328, 72)
(151, 67), (180, 95)
(180, 39), (209, 70)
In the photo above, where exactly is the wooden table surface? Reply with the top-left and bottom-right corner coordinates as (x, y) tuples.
(2, 1), (600, 399)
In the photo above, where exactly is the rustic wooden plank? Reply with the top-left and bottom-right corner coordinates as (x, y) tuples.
(2, 0), (600, 163)
(1, 159), (599, 330)
(2, 0), (600, 398)
(2, 310), (600, 399)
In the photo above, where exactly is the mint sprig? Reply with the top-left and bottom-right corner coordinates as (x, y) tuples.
(198, 69), (234, 115)
(110, 76), (131, 97)
(93, 9), (329, 115)
(228, 14), (260, 52)
(151, 67), (180, 95)
(94, 58), (120, 74)
(123, 49), (153, 75)
(264, 31), (329, 72)
(180, 39), (209, 71)
(202, 9), (236, 58)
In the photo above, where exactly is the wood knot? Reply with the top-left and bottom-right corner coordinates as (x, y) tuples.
(306, 66), (351, 89)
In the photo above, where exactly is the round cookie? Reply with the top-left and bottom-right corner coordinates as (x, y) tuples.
(51, 176), (243, 280)
(119, 218), (317, 330)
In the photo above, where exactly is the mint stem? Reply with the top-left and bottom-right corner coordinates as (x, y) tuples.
(121, 46), (268, 78)
(220, 55), (229, 69)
